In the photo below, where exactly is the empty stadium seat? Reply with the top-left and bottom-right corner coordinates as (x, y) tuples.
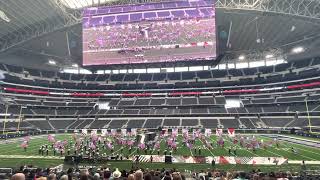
(181, 119), (198, 127)
(200, 119), (218, 128)
(126, 119), (145, 128)
(144, 119), (162, 128)
(90, 120), (110, 129)
(163, 119), (180, 126)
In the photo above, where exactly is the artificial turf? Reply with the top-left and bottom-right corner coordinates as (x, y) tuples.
(0, 134), (319, 171)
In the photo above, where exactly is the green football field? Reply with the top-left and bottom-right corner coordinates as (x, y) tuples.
(0, 134), (320, 172)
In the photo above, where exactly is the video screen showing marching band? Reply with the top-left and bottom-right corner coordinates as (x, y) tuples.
(82, 0), (216, 66)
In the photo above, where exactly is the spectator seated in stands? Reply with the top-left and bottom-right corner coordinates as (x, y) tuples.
(6, 166), (308, 180)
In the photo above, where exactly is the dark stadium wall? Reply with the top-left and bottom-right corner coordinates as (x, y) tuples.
(287, 46), (320, 62)
(0, 26), (82, 71)
(0, 53), (59, 71)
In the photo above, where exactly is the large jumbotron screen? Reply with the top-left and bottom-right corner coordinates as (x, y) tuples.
(82, 0), (216, 66)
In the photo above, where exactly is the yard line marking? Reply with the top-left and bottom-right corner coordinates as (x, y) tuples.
(275, 139), (320, 156)
(260, 137), (318, 161)
(277, 142), (318, 161)
(129, 148), (138, 156)
(222, 135), (259, 157)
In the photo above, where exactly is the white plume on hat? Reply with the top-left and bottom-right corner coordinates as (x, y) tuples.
(113, 168), (121, 178)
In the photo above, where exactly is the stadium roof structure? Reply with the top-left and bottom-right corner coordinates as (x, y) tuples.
(0, 0), (320, 66)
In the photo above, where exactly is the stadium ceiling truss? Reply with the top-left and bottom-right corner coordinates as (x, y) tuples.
(0, 0), (319, 53)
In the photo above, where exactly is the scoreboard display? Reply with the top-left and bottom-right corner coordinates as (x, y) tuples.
(82, 0), (216, 66)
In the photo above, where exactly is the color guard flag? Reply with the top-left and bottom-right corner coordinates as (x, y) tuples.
(121, 129), (127, 136)
(48, 134), (56, 143)
(20, 141), (28, 148)
(131, 129), (137, 136)
(162, 129), (168, 136)
(101, 129), (108, 136)
(205, 129), (212, 136)
(228, 128), (235, 137)
(82, 129), (87, 135)
(111, 129), (117, 136)
(91, 129), (97, 135)
(182, 128), (188, 136)
(192, 129), (199, 138)
(172, 128), (178, 137)
(216, 128), (223, 136)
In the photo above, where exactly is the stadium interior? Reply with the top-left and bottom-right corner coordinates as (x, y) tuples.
(0, 0), (320, 179)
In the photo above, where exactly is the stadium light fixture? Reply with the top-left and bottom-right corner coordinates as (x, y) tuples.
(225, 99), (241, 108)
(292, 47), (304, 54)
(48, 60), (56, 65)
(238, 55), (245, 60)
(60, 0), (119, 9)
(0, 10), (10, 22)
(265, 54), (274, 59)
(0, 113), (11, 116)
